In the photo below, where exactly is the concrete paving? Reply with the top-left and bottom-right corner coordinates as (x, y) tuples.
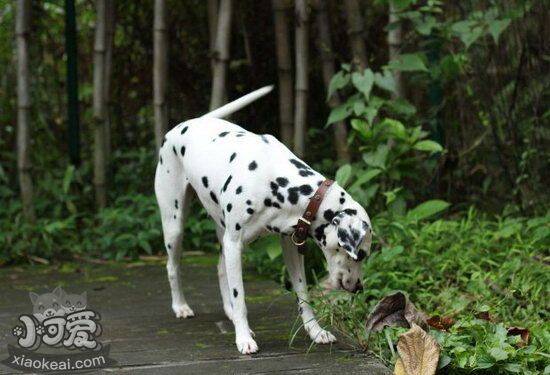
(0, 255), (389, 374)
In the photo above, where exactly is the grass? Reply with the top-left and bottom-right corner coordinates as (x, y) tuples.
(310, 209), (549, 374)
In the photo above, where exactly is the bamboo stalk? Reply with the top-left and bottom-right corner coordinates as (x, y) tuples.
(387, 1), (403, 98)
(209, 0), (232, 111)
(344, 0), (368, 70)
(93, 0), (107, 209)
(16, 0), (35, 222)
(103, 0), (115, 164)
(208, 0), (218, 71)
(293, 0), (309, 158)
(272, 0), (293, 146)
(153, 0), (168, 151)
(315, 0), (350, 161)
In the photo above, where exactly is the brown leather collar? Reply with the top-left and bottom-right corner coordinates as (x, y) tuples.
(292, 179), (334, 254)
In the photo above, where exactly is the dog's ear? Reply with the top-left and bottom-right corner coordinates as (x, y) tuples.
(53, 286), (65, 298)
(29, 292), (39, 304)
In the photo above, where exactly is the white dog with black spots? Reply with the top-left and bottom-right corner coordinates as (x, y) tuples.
(155, 86), (372, 354)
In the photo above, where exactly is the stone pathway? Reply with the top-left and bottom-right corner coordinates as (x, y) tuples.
(0, 255), (389, 374)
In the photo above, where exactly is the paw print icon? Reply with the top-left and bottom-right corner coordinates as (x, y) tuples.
(35, 325), (45, 335)
(12, 326), (24, 337)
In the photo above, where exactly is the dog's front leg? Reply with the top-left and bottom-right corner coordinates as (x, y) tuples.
(223, 233), (258, 354)
(280, 237), (336, 344)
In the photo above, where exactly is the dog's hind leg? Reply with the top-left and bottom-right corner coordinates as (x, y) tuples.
(155, 155), (195, 319)
(280, 236), (336, 344)
(215, 226), (233, 321)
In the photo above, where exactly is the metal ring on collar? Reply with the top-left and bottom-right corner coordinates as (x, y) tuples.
(291, 231), (306, 246)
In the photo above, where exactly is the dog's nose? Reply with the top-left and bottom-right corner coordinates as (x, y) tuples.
(352, 281), (363, 294)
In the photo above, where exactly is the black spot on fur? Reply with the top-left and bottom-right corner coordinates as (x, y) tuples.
(299, 278), (302, 283)
(180, 126), (188, 135)
(233, 289), (238, 297)
(236, 186), (243, 194)
(260, 135), (269, 144)
(202, 176), (209, 188)
(175, 200), (179, 209)
(220, 220), (225, 228)
(264, 198), (272, 207)
(236, 223), (241, 230)
(272, 226), (280, 233)
(159, 156), (163, 164)
(315, 223), (329, 241)
(222, 175), (233, 192)
(299, 170), (313, 177)
(229, 152), (237, 162)
(246, 200), (252, 205)
(236, 133), (245, 137)
(219, 131), (229, 137)
(272, 202), (281, 209)
(299, 185), (313, 195)
(341, 192), (345, 196)
(180, 146), (186, 156)
(276, 193), (285, 203)
(162, 137), (167, 147)
(173, 215), (176, 219)
(210, 191), (219, 204)
(172, 146), (177, 155)
(247, 208), (254, 215)
(290, 158), (309, 170)
(287, 187), (300, 204)
(356, 250), (367, 261)
(167, 244), (171, 249)
(340, 198), (346, 204)
(227, 203), (232, 212)
(324, 209), (336, 221)
(344, 208), (358, 215)
(276, 177), (289, 187)
(248, 161), (258, 170)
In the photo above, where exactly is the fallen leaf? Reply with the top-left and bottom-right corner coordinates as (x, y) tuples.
(394, 358), (406, 375)
(507, 326), (529, 347)
(427, 315), (454, 331)
(395, 323), (440, 375)
(365, 292), (428, 333)
(475, 311), (495, 322)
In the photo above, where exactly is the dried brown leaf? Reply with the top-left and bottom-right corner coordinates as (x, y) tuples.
(365, 292), (428, 333)
(394, 358), (406, 375)
(427, 315), (454, 331)
(396, 323), (440, 375)
(507, 326), (530, 347)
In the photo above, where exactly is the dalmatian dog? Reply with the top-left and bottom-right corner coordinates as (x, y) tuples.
(154, 86), (372, 354)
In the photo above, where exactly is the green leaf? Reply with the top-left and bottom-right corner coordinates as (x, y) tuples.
(386, 98), (417, 117)
(363, 145), (389, 169)
(413, 140), (443, 153)
(62, 165), (75, 194)
(489, 347), (508, 361)
(335, 164), (352, 187)
(351, 69), (374, 99)
(380, 118), (407, 139)
(326, 103), (351, 125)
(488, 19), (511, 43)
(266, 241), (282, 260)
(349, 169), (381, 190)
(388, 53), (428, 72)
(327, 71), (350, 100)
(374, 70), (397, 93)
(406, 200), (450, 221)
(350, 119), (370, 139)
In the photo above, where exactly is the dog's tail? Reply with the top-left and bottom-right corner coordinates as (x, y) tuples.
(201, 85), (273, 119)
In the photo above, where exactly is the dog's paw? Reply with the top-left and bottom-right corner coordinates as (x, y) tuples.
(172, 304), (195, 319)
(310, 328), (337, 344)
(236, 336), (259, 354)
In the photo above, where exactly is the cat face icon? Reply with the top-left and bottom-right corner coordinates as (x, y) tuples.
(62, 291), (87, 313)
(29, 286), (66, 322)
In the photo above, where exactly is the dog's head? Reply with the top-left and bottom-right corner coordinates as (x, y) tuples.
(319, 207), (372, 293)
